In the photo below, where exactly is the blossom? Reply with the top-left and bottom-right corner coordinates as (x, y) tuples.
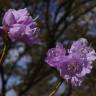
(2, 8), (31, 28)
(45, 42), (66, 67)
(8, 23), (40, 46)
(45, 38), (96, 86)
(69, 38), (96, 64)
(2, 8), (40, 46)
(59, 54), (91, 86)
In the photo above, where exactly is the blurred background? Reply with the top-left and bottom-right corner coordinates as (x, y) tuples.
(0, 0), (96, 96)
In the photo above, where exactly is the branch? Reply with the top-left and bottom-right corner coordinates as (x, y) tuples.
(45, 0), (50, 32)
(52, 0), (74, 35)
(54, 0), (93, 37)
(0, 45), (6, 96)
(55, 3), (96, 40)
(49, 80), (63, 96)
(0, 32), (10, 96)
(18, 69), (53, 96)
(5, 52), (26, 85)
(53, 0), (68, 24)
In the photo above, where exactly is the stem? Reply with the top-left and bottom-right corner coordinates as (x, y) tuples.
(0, 45), (6, 64)
(49, 80), (63, 96)
(66, 80), (72, 96)
(0, 64), (5, 96)
(0, 45), (6, 96)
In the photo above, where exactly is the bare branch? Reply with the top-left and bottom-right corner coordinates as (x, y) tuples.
(55, 3), (96, 40)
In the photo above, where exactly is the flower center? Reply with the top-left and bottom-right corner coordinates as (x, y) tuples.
(67, 62), (81, 74)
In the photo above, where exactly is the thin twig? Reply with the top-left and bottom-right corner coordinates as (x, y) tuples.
(0, 45), (6, 65)
(49, 80), (63, 96)
(0, 45), (6, 96)
(55, 3), (96, 40)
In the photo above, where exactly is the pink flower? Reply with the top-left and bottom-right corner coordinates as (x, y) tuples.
(45, 42), (66, 67)
(45, 38), (96, 86)
(2, 8), (40, 46)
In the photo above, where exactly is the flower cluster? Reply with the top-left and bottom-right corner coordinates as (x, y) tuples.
(45, 38), (96, 86)
(2, 8), (40, 46)
(1, 8), (96, 87)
